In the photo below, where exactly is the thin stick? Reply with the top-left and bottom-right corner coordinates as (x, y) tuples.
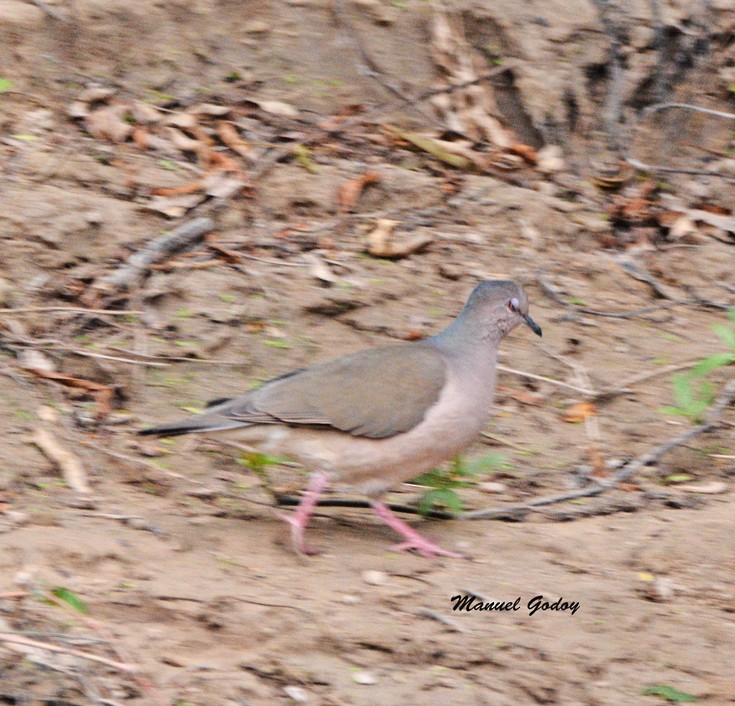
(0, 632), (136, 671)
(462, 378), (735, 520)
(496, 364), (596, 396)
(0, 307), (142, 316)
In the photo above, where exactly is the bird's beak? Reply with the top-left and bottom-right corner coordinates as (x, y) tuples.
(521, 312), (543, 337)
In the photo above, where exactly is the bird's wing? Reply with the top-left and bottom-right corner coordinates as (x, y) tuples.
(217, 343), (448, 439)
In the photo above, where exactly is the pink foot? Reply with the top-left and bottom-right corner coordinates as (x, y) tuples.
(275, 511), (321, 555)
(370, 501), (462, 559)
(276, 471), (330, 556)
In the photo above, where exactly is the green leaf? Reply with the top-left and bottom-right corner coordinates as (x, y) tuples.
(672, 374), (694, 409)
(264, 339), (291, 349)
(712, 323), (735, 351)
(641, 684), (696, 702)
(418, 488), (463, 515)
(0, 78), (13, 93)
(462, 453), (506, 476)
(51, 586), (89, 614)
(665, 473), (694, 484)
(689, 352), (735, 378)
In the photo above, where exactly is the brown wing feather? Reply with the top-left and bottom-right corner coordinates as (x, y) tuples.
(222, 343), (447, 439)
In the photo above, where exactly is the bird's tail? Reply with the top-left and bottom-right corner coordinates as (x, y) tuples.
(138, 414), (245, 437)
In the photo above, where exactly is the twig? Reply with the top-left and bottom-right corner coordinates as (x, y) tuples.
(0, 307), (142, 316)
(106, 346), (248, 366)
(417, 608), (464, 632)
(462, 378), (735, 520)
(44, 592), (167, 706)
(33, 407), (90, 494)
(626, 103), (735, 182)
(612, 378), (735, 483)
(97, 217), (214, 292)
(65, 349), (169, 367)
(28, 0), (67, 22)
(497, 363), (596, 396)
(537, 270), (680, 319)
(0, 633), (136, 671)
(594, 358), (705, 401)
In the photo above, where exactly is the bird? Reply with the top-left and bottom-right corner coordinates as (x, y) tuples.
(139, 280), (542, 558)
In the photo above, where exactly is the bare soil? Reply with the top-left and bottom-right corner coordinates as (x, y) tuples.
(1, 1), (734, 704)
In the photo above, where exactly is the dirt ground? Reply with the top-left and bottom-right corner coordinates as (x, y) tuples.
(1, 1), (735, 704)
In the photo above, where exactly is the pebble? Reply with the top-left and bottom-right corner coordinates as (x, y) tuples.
(284, 685), (308, 702)
(352, 670), (378, 685)
(362, 570), (388, 586)
(5, 511), (29, 526)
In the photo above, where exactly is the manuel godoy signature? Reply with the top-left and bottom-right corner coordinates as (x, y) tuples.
(450, 593), (580, 616)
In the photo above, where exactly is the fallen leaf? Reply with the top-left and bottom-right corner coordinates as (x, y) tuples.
(147, 193), (206, 218)
(562, 402), (597, 423)
(187, 103), (231, 117)
(202, 171), (246, 199)
(676, 481), (727, 494)
(367, 219), (433, 259)
(303, 253), (337, 285)
(24, 370), (114, 419)
(337, 171), (381, 212)
(216, 121), (252, 160)
(151, 181), (204, 197)
(394, 130), (472, 169)
(85, 104), (134, 143)
(255, 99), (299, 118)
(509, 143), (537, 164)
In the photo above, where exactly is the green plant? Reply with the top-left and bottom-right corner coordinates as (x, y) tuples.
(413, 454), (505, 515)
(663, 309), (735, 423)
(641, 683), (696, 703)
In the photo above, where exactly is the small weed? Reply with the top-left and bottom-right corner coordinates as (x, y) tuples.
(662, 309), (735, 423)
(413, 454), (505, 515)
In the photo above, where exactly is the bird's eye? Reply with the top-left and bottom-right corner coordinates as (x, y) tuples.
(507, 297), (520, 313)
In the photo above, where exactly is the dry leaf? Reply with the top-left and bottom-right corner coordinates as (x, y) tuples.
(130, 102), (163, 124)
(255, 100), (299, 118)
(366, 220), (433, 259)
(562, 402), (597, 423)
(217, 121), (252, 160)
(188, 103), (231, 117)
(303, 252), (337, 285)
(85, 105), (134, 143)
(23, 369), (115, 418)
(202, 171), (246, 199)
(337, 171), (381, 212)
(151, 181), (204, 197)
(147, 193), (206, 218)
(677, 481), (727, 494)
(430, 7), (515, 147)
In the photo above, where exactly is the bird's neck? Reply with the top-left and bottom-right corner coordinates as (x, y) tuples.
(428, 320), (501, 367)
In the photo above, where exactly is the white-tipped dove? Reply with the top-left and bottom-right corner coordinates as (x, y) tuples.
(140, 280), (542, 558)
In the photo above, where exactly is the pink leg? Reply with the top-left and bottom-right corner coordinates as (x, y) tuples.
(276, 471), (330, 555)
(370, 501), (461, 559)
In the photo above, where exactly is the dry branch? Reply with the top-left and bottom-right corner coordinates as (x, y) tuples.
(462, 378), (735, 520)
(97, 216), (214, 292)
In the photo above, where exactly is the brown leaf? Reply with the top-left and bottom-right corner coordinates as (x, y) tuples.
(23, 369), (115, 418)
(508, 143), (538, 165)
(151, 181), (204, 197)
(367, 219), (433, 259)
(85, 104), (134, 143)
(337, 171), (381, 212)
(497, 384), (543, 406)
(562, 402), (597, 423)
(216, 121), (252, 160)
